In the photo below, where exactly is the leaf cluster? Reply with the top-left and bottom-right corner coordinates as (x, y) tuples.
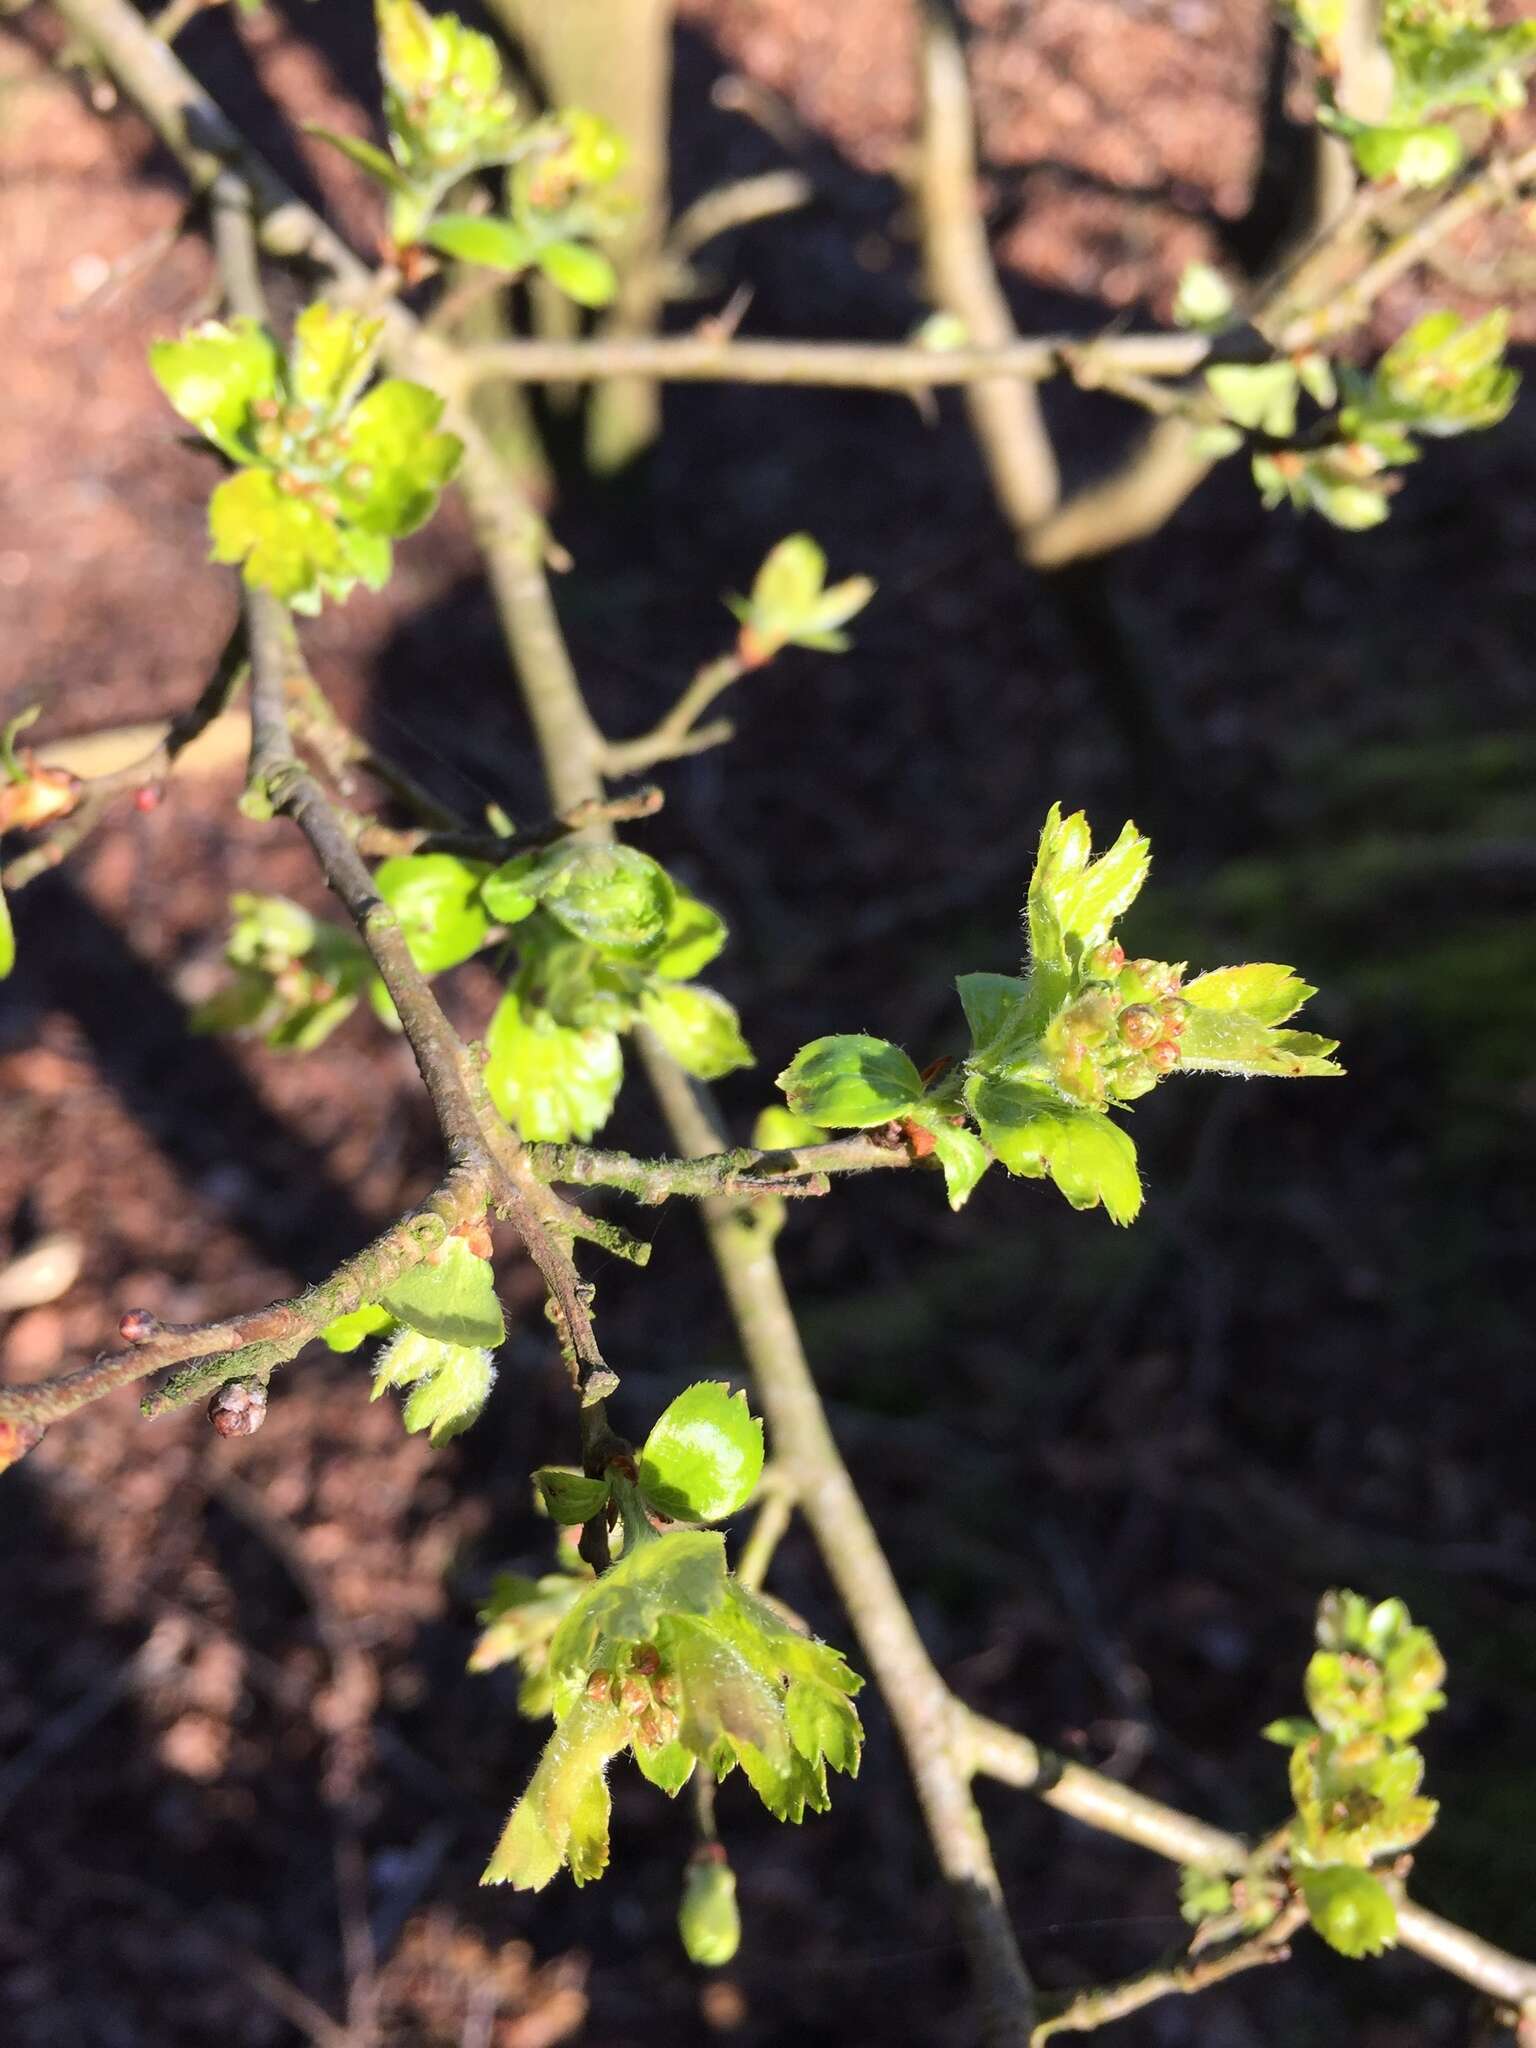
(310, 1), (628, 305)
(1287, 0), (1536, 186)
(1264, 1591), (1447, 1958)
(150, 303), (461, 611)
(1205, 313), (1519, 531)
(777, 805), (1340, 1224)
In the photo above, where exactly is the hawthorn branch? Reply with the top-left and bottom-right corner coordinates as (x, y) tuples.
(1029, 1901), (1307, 2044)
(914, 0), (1060, 534)
(451, 331), (1208, 392)
(0, 1172), (485, 1428)
(526, 1134), (917, 1201)
(2, 617), (249, 893)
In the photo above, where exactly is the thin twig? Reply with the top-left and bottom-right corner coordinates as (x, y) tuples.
(452, 330), (1208, 392)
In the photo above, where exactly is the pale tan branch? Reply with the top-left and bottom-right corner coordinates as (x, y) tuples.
(913, 0), (1059, 532)
(452, 330), (1207, 392)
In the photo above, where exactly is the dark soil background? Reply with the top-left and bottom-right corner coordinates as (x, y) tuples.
(1, 4), (1534, 2046)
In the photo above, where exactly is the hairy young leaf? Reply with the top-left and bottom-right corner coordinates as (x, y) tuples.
(339, 380), (463, 537)
(1182, 963), (1315, 1026)
(484, 994), (624, 1142)
(548, 1530), (730, 1686)
(482, 1691), (628, 1889)
(288, 303), (384, 418)
(638, 1383), (765, 1523)
(1178, 1006), (1342, 1078)
(905, 1109), (990, 1210)
(638, 983), (753, 1080)
(777, 1034), (925, 1128)
(370, 1324), (497, 1444)
(651, 887), (728, 980)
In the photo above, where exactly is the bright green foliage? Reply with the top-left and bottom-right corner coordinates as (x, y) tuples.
(638, 983), (753, 1081)
(752, 1105), (829, 1150)
(321, 1302), (397, 1352)
(1266, 1591), (1447, 1958)
(636, 1382), (765, 1523)
(373, 853), (491, 972)
(419, 106), (629, 308)
(378, 1232), (506, 1348)
(484, 996), (626, 1143)
(1204, 308), (1518, 532)
(470, 1563), (591, 1718)
(190, 892), (375, 1050)
(727, 534), (876, 664)
(0, 881), (13, 981)
(1287, 0), (1536, 185)
(679, 1850), (741, 1967)
(1344, 310), (1520, 443)
(483, 862), (748, 1142)
(777, 806), (1339, 1222)
(370, 1324), (497, 1443)
(1297, 1867), (1400, 1958)
(151, 302), (461, 611)
(777, 1035), (926, 1128)
(482, 1428), (862, 1890)
(535, 1468), (613, 1525)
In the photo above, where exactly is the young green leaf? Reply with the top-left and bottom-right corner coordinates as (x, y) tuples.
(1206, 362), (1300, 437)
(956, 971), (1037, 1068)
(480, 854), (541, 925)
(967, 1075), (1143, 1224)
(637, 1383), (765, 1523)
(372, 852), (490, 973)
(1182, 962), (1315, 1026)
(535, 239), (619, 308)
(424, 214), (534, 272)
(638, 983), (753, 1080)
(536, 1468), (613, 1525)
(303, 123), (417, 194)
(208, 467), (351, 611)
(530, 845), (675, 959)
(149, 317), (281, 461)
(370, 1325), (497, 1444)
(650, 887), (728, 980)
(378, 1233), (506, 1347)
(777, 1034), (926, 1128)
(1177, 1006), (1342, 1078)
(484, 994), (625, 1142)
(339, 379), (463, 537)
(482, 1691), (629, 1889)
(0, 880), (13, 981)
(905, 1110), (990, 1210)
(1298, 1867), (1399, 1959)
(321, 1303), (396, 1352)
(751, 1106), (828, 1150)
(288, 303), (384, 419)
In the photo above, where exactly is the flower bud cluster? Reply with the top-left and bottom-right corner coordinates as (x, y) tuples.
(585, 1642), (679, 1753)
(1045, 945), (1189, 1107)
(249, 398), (372, 521)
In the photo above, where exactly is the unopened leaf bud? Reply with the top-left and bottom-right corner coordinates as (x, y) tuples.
(208, 1378), (268, 1438)
(679, 1846), (741, 1967)
(1118, 1004), (1161, 1050)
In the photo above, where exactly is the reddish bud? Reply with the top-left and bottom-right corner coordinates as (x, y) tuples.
(1088, 942), (1126, 976)
(618, 1676), (650, 1717)
(899, 1117), (937, 1160)
(1159, 997), (1189, 1035)
(452, 1219), (495, 1261)
(586, 1670), (614, 1703)
(1118, 1004), (1161, 1050)
(119, 1307), (161, 1344)
(1146, 1039), (1180, 1074)
(251, 398), (281, 423)
(208, 1379), (268, 1438)
(631, 1645), (661, 1677)
(132, 784), (163, 814)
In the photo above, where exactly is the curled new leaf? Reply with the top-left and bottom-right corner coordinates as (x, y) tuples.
(638, 983), (753, 1081)
(967, 1076), (1142, 1224)
(1299, 1867), (1399, 1959)
(728, 533), (875, 662)
(536, 1468), (613, 1525)
(530, 845), (675, 960)
(484, 993), (624, 1142)
(679, 1850), (741, 1967)
(638, 1383), (765, 1523)
(373, 853), (491, 973)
